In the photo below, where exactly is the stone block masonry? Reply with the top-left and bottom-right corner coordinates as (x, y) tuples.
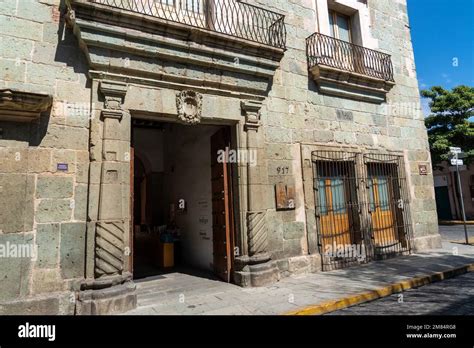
(0, 0), (442, 314)
(251, 0), (441, 261)
(0, 0), (91, 314)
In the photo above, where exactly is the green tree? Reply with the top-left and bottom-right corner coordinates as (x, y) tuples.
(422, 85), (474, 168)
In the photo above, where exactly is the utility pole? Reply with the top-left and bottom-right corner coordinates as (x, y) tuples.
(450, 147), (469, 245)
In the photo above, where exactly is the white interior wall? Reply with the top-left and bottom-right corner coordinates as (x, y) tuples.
(164, 124), (222, 272)
(133, 124), (222, 272)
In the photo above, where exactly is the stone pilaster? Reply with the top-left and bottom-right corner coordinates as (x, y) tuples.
(234, 100), (280, 287)
(95, 81), (128, 279)
(76, 81), (136, 315)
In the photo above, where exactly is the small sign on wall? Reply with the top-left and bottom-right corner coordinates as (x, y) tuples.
(418, 164), (428, 176)
(57, 163), (68, 172)
(275, 183), (296, 211)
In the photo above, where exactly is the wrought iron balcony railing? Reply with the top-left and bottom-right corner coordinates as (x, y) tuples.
(307, 32), (394, 82)
(90, 0), (286, 49)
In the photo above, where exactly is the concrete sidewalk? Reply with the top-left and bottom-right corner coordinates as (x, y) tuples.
(439, 224), (474, 245)
(124, 242), (474, 315)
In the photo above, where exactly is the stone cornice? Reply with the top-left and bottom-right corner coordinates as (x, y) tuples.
(74, 18), (280, 77)
(310, 65), (395, 104)
(0, 89), (52, 122)
(88, 71), (265, 103)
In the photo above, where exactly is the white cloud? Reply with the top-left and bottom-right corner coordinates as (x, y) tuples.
(421, 98), (431, 117)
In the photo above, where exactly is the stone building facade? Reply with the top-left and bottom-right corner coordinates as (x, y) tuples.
(0, 0), (441, 315)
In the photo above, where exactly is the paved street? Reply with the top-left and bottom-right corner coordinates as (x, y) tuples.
(439, 224), (474, 244)
(327, 272), (474, 315)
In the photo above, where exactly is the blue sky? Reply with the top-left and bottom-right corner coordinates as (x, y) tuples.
(407, 0), (474, 115)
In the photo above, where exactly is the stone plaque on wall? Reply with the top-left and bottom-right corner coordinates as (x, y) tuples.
(418, 164), (428, 176)
(275, 183), (295, 211)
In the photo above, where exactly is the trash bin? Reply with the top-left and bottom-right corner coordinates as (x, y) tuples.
(160, 242), (174, 268)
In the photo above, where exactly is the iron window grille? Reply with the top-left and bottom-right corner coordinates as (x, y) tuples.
(312, 151), (412, 271)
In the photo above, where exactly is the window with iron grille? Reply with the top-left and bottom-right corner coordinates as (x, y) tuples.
(312, 151), (366, 271)
(363, 154), (412, 257)
(312, 151), (412, 270)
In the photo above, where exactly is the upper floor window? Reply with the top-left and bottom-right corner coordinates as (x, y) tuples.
(328, 10), (352, 43)
(184, 0), (204, 13)
(158, 0), (204, 13)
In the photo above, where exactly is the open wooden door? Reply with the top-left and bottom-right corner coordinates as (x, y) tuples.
(211, 128), (234, 282)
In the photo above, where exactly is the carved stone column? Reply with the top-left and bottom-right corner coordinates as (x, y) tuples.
(76, 81), (136, 314)
(234, 100), (280, 287)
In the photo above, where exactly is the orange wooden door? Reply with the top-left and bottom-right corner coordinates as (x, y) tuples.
(318, 177), (352, 249)
(210, 128), (233, 282)
(368, 176), (398, 245)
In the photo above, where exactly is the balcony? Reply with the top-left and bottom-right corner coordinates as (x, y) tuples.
(66, 0), (286, 98)
(306, 32), (395, 103)
(91, 0), (286, 49)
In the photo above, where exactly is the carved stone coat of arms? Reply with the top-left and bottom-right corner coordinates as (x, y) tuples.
(176, 90), (203, 125)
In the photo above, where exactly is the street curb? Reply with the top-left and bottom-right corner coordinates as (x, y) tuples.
(439, 220), (474, 225)
(283, 263), (474, 316)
